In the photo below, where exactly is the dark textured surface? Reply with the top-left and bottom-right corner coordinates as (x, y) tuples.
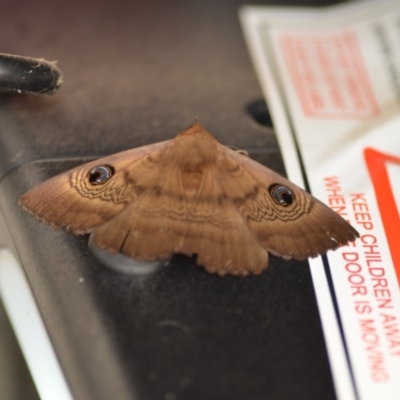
(0, 0), (347, 399)
(0, 0), (280, 182)
(1, 160), (335, 400)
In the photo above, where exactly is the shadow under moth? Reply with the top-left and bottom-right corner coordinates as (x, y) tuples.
(20, 123), (359, 276)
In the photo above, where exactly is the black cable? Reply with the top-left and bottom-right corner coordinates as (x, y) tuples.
(0, 53), (62, 95)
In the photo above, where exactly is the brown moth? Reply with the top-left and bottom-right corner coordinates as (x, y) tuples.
(20, 123), (359, 276)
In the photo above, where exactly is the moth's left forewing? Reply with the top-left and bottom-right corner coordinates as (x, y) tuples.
(218, 145), (359, 261)
(19, 140), (170, 234)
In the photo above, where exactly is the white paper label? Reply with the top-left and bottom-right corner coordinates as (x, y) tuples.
(241, 1), (400, 399)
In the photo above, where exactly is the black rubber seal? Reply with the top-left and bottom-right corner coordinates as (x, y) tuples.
(0, 53), (62, 95)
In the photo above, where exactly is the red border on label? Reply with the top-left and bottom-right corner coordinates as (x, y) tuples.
(364, 147), (400, 286)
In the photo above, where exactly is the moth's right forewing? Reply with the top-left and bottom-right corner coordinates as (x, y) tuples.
(19, 140), (171, 234)
(218, 146), (359, 261)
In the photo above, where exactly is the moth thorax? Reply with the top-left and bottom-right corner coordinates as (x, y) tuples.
(172, 132), (218, 169)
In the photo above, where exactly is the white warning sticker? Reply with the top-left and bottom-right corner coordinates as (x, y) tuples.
(241, 1), (400, 399)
